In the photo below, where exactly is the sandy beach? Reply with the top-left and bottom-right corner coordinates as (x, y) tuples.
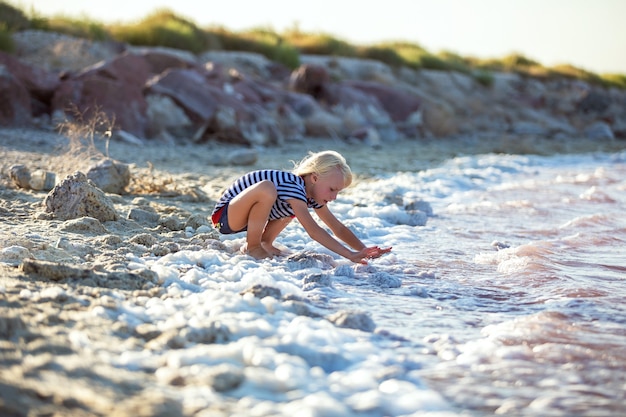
(1, 127), (466, 416)
(2, 126), (625, 416)
(2, 125), (623, 288)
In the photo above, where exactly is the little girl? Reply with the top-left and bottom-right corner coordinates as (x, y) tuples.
(211, 150), (391, 263)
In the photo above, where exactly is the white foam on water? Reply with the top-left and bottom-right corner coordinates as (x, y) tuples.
(91, 149), (626, 416)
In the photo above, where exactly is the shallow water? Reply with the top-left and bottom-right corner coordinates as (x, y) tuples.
(336, 151), (626, 416)
(124, 147), (625, 416)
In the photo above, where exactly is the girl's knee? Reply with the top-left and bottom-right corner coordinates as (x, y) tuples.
(257, 180), (277, 199)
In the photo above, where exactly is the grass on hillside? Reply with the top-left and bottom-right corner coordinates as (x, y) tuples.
(0, 1), (624, 89)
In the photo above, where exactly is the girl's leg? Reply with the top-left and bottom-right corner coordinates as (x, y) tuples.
(262, 217), (293, 256)
(227, 180), (277, 258)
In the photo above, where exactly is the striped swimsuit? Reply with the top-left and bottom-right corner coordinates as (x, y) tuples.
(211, 169), (323, 233)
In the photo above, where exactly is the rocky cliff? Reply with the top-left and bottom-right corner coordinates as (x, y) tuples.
(1, 30), (624, 146)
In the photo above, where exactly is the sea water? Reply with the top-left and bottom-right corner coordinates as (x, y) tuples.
(120, 149), (625, 416)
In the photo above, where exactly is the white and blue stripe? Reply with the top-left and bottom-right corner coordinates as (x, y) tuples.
(212, 170), (323, 220)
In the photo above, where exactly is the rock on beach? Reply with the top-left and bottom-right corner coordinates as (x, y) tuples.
(43, 171), (118, 221)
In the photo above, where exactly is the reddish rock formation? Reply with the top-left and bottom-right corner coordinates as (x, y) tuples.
(0, 68), (32, 126)
(2, 30), (625, 143)
(342, 80), (421, 123)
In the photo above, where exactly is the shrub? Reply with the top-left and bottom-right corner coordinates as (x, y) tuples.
(437, 50), (472, 74)
(383, 42), (428, 69)
(0, 1), (30, 31)
(210, 27), (258, 51)
(208, 27), (300, 69)
(472, 69), (494, 87)
(109, 9), (208, 53)
(501, 53), (540, 68)
(0, 23), (14, 52)
(284, 31), (357, 57)
(418, 53), (452, 71)
(271, 43), (300, 69)
(35, 17), (110, 41)
(549, 64), (603, 84)
(357, 45), (405, 67)
(601, 74), (626, 89)
(469, 57), (505, 72)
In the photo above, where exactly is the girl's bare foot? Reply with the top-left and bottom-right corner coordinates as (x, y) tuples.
(245, 244), (271, 259)
(261, 242), (283, 257)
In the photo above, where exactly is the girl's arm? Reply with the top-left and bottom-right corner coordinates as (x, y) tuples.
(290, 199), (365, 262)
(314, 205), (366, 251)
(290, 200), (391, 263)
(315, 205), (392, 259)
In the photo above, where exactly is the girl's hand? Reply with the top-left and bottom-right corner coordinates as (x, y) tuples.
(366, 246), (392, 259)
(350, 246), (392, 264)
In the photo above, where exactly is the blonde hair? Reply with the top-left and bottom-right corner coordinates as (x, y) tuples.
(293, 150), (353, 186)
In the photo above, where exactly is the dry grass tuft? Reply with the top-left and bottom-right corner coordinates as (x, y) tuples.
(55, 109), (203, 197)
(54, 106), (113, 176)
(127, 163), (211, 201)
(126, 162), (175, 194)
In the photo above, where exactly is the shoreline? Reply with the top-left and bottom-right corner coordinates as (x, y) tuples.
(3, 126), (624, 178)
(2, 125), (624, 275)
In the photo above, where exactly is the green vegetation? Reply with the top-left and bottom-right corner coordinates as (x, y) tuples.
(0, 0), (28, 51)
(0, 1), (30, 31)
(210, 27), (300, 69)
(33, 16), (110, 41)
(283, 29), (358, 57)
(109, 10), (211, 53)
(0, 23), (14, 52)
(0, 1), (623, 88)
(600, 73), (626, 89)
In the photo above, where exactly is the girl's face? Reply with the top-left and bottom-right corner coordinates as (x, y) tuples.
(308, 167), (346, 205)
